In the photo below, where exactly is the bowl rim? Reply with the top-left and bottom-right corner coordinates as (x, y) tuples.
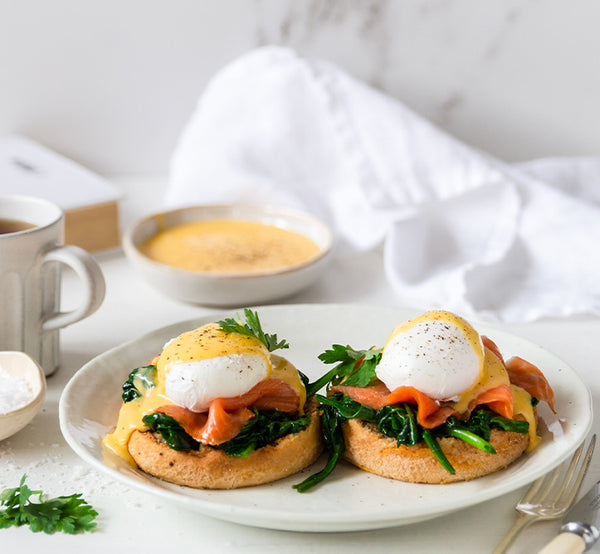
(123, 203), (334, 280)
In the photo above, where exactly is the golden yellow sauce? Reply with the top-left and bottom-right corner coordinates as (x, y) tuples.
(157, 323), (272, 380)
(511, 385), (540, 451)
(103, 323), (307, 465)
(449, 347), (539, 451)
(102, 385), (174, 466)
(140, 219), (321, 273)
(453, 347), (509, 413)
(270, 354), (307, 413)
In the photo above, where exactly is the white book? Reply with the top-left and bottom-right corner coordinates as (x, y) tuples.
(0, 135), (121, 251)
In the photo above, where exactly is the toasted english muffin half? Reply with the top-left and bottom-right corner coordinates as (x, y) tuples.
(128, 396), (322, 489)
(341, 416), (531, 484)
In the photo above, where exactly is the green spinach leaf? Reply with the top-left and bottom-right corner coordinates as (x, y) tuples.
(316, 393), (377, 421)
(122, 365), (157, 403)
(293, 401), (346, 493)
(142, 413), (199, 451)
(143, 409), (311, 458)
(221, 410), (310, 458)
(376, 404), (420, 446)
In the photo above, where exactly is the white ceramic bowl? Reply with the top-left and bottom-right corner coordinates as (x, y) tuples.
(123, 204), (333, 306)
(0, 351), (46, 441)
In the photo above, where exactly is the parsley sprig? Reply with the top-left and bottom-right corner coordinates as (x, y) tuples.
(217, 309), (289, 352)
(0, 475), (98, 534)
(304, 344), (382, 396)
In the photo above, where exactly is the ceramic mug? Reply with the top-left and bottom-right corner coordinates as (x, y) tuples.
(0, 194), (105, 376)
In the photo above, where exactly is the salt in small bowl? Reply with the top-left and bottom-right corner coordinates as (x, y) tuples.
(0, 351), (46, 441)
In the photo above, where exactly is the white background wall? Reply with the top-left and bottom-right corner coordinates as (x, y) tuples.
(1, 0), (599, 177)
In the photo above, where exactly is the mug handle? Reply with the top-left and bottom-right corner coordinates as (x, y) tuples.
(41, 244), (106, 332)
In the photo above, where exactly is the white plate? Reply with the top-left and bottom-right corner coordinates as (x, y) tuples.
(59, 304), (593, 532)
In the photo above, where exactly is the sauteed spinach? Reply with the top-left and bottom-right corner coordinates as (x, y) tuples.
(142, 410), (310, 457)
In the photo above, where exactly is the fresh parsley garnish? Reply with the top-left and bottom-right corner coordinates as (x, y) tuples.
(217, 308), (289, 352)
(307, 344), (382, 394)
(0, 475), (98, 534)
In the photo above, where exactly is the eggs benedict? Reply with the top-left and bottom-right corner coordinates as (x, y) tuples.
(103, 309), (322, 489)
(295, 310), (554, 490)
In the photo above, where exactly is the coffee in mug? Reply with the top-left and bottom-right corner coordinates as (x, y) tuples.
(0, 218), (37, 234)
(0, 194), (105, 376)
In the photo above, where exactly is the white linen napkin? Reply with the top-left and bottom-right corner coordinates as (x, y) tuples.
(166, 46), (600, 322)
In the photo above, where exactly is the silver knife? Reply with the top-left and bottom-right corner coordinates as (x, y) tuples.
(538, 481), (600, 553)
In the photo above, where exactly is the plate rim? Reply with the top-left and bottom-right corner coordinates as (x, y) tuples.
(58, 303), (594, 532)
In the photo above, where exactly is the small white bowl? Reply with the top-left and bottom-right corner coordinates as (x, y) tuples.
(123, 204), (333, 306)
(0, 351), (46, 441)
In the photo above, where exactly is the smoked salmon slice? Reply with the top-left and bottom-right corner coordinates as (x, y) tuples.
(482, 336), (504, 365)
(156, 402), (255, 445)
(154, 378), (300, 446)
(482, 339), (554, 412)
(331, 381), (515, 428)
(385, 386), (441, 423)
(332, 382), (458, 429)
(331, 381), (390, 410)
(331, 382), (441, 423)
(505, 356), (555, 411)
(199, 399), (255, 445)
(468, 384), (513, 419)
(419, 406), (460, 429)
(220, 378), (300, 413)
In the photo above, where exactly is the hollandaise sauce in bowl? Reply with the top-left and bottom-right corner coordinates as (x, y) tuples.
(123, 204), (333, 305)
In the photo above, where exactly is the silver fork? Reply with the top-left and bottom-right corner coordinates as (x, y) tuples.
(492, 434), (596, 554)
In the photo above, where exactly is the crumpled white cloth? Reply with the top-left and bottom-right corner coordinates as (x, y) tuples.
(166, 45), (600, 322)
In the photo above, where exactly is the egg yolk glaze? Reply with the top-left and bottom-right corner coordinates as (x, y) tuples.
(331, 310), (555, 451)
(103, 323), (306, 466)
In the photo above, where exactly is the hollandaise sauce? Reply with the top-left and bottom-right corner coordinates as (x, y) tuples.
(102, 384), (173, 466)
(140, 219), (321, 273)
(453, 347), (539, 451)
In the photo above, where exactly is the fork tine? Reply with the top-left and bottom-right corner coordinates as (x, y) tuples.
(523, 464), (566, 506)
(556, 434), (596, 508)
(539, 436), (595, 511)
(520, 471), (554, 504)
(492, 435), (596, 554)
(530, 441), (586, 506)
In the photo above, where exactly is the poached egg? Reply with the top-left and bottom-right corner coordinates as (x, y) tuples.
(375, 311), (485, 401)
(159, 324), (272, 412)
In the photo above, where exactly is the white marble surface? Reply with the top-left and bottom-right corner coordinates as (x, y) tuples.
(0, 176), (598, 552)
(1, 0), (599, 176)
